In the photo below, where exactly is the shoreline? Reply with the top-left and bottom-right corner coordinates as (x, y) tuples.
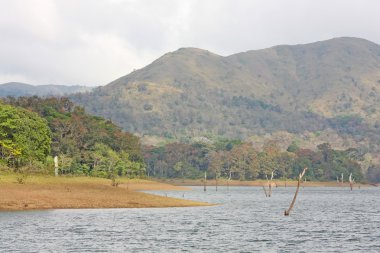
(0, 175), (210, 211)
(157, 178), (372, 188)
(1, 175), (375, 211)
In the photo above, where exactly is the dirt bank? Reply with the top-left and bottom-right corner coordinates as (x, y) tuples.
(0, 175), (209, 211)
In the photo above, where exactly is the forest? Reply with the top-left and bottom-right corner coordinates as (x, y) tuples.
(1, 97), (379, 182)
(143, 138), (368, 182)
(1, 97), (145, 178)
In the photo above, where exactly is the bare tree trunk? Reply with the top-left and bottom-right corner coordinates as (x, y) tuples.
(349, 173), (354, 191)
(268, 182), (272, 197)
(204, 171), (207, 192)
(263, 175), (269, 197)
(262, 184), (268, 197)
(126, 171), (129, 190)
(54, 156), (59, 177)
(284, 168), (307, 216)
(227, 171), (231, 192)
(269, 171), (274, 197)
(215, 172), (218, 192)
(263, 171), (274, 197)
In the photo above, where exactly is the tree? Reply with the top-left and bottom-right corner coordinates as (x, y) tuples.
(287, 141), (299, 153)
(2, 97), (145, 177)
(0, 103), (51, 168)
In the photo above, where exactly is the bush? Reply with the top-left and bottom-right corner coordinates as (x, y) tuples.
(16, 173), (28, 184)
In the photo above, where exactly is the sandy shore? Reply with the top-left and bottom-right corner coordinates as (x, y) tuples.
(0, 175), (209, 211)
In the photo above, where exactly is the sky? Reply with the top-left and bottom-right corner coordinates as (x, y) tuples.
(0, 0), (379, 86)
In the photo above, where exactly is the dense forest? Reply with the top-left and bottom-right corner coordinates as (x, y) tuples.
(143, 138), (373, 182)
(1, 97), (145, 178)
(1, 97), (379, 182)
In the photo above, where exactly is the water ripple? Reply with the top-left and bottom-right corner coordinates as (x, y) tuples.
(1, 187), (379, 252)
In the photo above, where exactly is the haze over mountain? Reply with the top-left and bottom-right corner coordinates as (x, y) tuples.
(0, 82), (93, 97)
(71, 37), (380, 164)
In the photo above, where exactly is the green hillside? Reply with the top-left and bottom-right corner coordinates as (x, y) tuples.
(71, 37), (380, 166)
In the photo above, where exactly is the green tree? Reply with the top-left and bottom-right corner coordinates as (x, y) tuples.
(3, 97), (144, 177)
(0, 103), (51, 167)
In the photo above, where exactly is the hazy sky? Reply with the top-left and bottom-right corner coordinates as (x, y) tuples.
(1, 0), (379, 86)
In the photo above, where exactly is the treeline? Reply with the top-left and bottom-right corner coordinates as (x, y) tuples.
(1, 96), (379, 182)
(143, 139), (368, 182)
(1, 96), (145, 178)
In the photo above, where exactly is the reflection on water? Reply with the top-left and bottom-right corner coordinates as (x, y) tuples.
(1, 186), (379, 252)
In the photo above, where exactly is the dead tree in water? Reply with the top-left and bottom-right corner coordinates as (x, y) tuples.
(227, 171), (231, 191)
(349, 173), (354, 191)
(284, 168), (307, 216)
(262, 184), (269, 197)
(215, 172), (218, 192)
(268, 171), (274, 197)
(262, 171), (274, 197)
(204, 171), (207, 192)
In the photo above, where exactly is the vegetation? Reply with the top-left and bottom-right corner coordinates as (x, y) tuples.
(0, 102), (51, 168)
(70, 38), (380, 179)
(143, 138), (366, 182)
(3, 38), (380, 212)
(1, 96), (378, 183)
(1, 97), (145, 178)
(71, 38), (380, 139)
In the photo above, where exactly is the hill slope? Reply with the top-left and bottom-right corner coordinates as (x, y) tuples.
(0, 82), (93, 97)
(71, 37), (380, 153)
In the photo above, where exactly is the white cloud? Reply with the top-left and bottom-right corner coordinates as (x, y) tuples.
(0, 0), (379, 86)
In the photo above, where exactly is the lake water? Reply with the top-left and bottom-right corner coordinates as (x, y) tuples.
(1, 186), (379, 252)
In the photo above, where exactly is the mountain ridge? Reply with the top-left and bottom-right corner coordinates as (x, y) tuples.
(0, 82), (94, 97)
(69, 37), (380, 167)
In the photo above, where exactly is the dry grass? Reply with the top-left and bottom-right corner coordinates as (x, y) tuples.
(0, 174), (209, 211)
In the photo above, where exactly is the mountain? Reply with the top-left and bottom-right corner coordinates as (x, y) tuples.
(71, 37), (380, 158)
(0, 82), (93, 97)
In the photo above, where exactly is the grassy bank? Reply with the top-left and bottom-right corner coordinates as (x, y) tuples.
(0, 174), (209, 211)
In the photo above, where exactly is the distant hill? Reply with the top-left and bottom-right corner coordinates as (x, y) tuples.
(0, 82), (93, 97)
(71, 37), (380, 162)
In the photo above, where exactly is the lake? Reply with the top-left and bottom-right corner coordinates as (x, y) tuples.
(1, 186), (379, 252)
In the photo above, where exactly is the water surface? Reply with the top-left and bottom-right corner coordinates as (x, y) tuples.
(1, 186), (379, 252)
